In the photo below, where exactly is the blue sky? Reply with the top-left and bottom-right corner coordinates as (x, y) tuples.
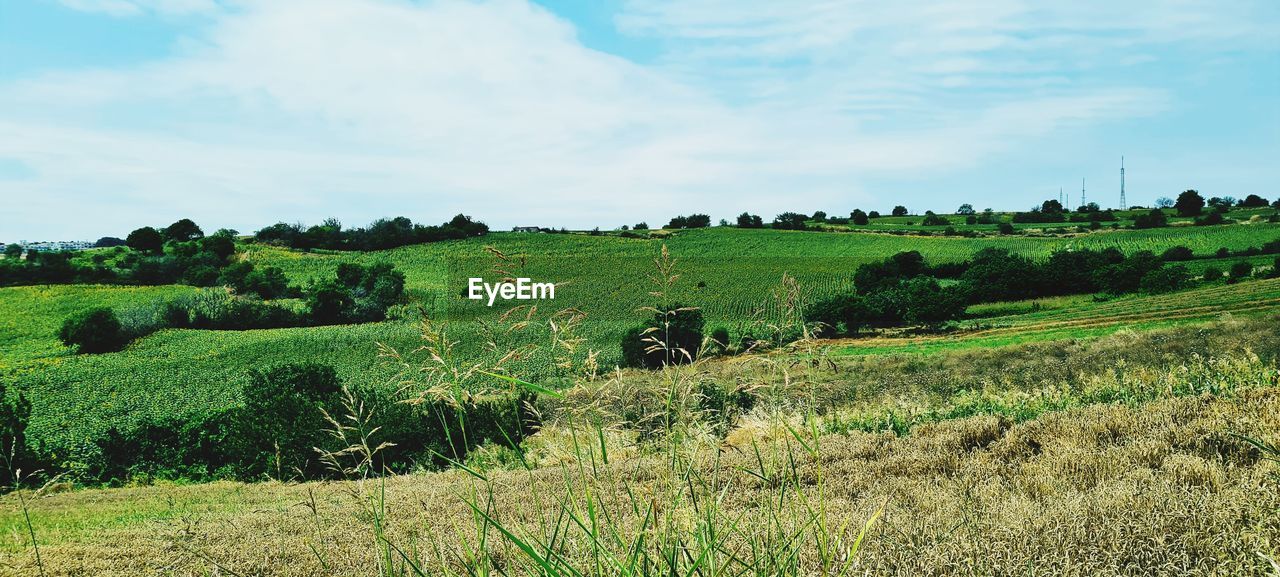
(1, 0), (1277, 240)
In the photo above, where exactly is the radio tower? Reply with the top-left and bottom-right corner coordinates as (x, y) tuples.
(1119, 156), (1126, 210)
(1081, 177), (1086, 208)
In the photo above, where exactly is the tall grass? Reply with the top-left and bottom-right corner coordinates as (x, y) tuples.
(304, 245), (882, 576)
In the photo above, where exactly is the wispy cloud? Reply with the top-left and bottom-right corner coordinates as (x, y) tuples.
(1, 0), (1274, 239)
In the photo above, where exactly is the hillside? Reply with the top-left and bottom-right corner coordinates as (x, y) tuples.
(3, 224), (1280, 470)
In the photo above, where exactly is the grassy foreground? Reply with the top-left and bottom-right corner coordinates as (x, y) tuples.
(3, 320), (1278, 575)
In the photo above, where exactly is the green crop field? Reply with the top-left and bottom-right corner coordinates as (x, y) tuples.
(3, 223), (1280, 468)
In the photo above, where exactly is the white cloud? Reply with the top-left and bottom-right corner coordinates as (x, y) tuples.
(1, 0), (1273, 239)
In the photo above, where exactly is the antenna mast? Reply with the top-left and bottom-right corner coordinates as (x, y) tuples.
(1119, 156), (1126, 210)
(1081, 177), (1086, 208)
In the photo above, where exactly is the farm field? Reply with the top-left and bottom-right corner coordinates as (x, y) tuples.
(4, 225), (1280, 468)
(3, 317), (1278, 576)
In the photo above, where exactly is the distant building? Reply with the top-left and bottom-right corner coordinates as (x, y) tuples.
(511, 226), (542, 233)
(19, 240), (94, 252)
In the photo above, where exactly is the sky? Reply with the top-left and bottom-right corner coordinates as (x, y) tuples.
(1, 0), (1277, 240)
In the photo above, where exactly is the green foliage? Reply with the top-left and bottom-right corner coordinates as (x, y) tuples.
(1175, 189), (1205, 217)
(622, 303), (705, 368)
(58, 307), (124, 354)
(237, 363), (343, 479)
(125, 227), (163, 255)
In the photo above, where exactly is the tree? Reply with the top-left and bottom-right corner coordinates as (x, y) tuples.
(1238, 194), (1270, 208)
(849, 209), (869, 225)
(3, 244), (21, 259)
(236, 363), (343, 478)
(1207, 197), (1235, 208)
(771, 212), (808, 230)
(1160, 246), (1194, 261)
(921, 212), (950, 226)
(1174, 190), (1205, 217)
(868, 210), (881, 219)
(891, 205), (909, 217)
(1155, 197), (1174, 209)
(126, 227), (164, 255)
(1141, 265), (1189, 293)
(305, 279), (353, 324)
(634, 222), (649, 230)
(59, 307), (125, 353)
(805, 294), (868, 336)
(736, 212), (764, 228)
(1227, 261), (1253, 282)
(956, 204), (975, 215)
(163, 218), (205, 242)
(621, 304), (705, 368)
(1133, 209), (1168, 229)
(900, 277), (965, 326)
(1041, 199), (1065, 214)
(812, 211), (827, 222)
(998, 222), (1015, 235)
(94, 237), (126, 248)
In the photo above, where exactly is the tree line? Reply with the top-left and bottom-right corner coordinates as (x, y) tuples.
(254, 214), (488, 251)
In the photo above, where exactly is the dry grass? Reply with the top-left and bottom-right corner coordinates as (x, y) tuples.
(3, 382), (1277, 576)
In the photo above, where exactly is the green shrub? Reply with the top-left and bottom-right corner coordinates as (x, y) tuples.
(58, 307), (125, 353)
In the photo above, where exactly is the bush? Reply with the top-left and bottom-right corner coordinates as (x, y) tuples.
(805, 294), (868, 336)
(235, 363), (343, 479)
(998, 223), (1015, 235)
(1, 381), (35, 486)
(1133, 209), (1168, 229)
(1141, 265), (1190, 293)
(1161, 246), (1194, 261)
(621, 304), (705, 369)
(59, 307), (126, 353)
(1227, 261), (1253, 283)
(1202, 267), (1222, 282)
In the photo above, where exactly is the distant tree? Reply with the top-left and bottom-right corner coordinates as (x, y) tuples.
(998, 222), (1015, 235)
(1174, 190), (1205, 216)
(1273, 199), (1280, 210)
(620, 225), (630, 231)
(718, 219), (729, 227)
(686, 214), (712, 228)
(812, 211), (828, 222)
(899, 277), (965, 327)
(1160, 246), (1194, 261)
(59, 307), (125, 354)
(126, 227), (164, 255)
(1207, 197), (1235, 209)
(805, 294), (868, 336)
(850, 209), (869, 225)
(1133, 209), (1168, 229)
(1238, 194), (1269, 208)
(94, 237), (127, 248)
(1202, 267), (1222, 282)
(868, 210), (881, 219)
(1077, 202), (1100, 213)
(1041, 199), (1065, 214)
(621, 304), (705, 368)
(891, 205), (909, 217)
(1227, 261), (1253, 283)
(1141, 265), (1190, 293)
(771, 212), (809, 230)
(736, 212), (764, 228)
(634, 222), (649, 230)
(1155, 197), (1174, 209)
(921, 212), (950, 226)
(4, 244), (21, 259)
(163, 219), (205, 242)
(956, 204), (975, 215)
(305, 279), (353, 324)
